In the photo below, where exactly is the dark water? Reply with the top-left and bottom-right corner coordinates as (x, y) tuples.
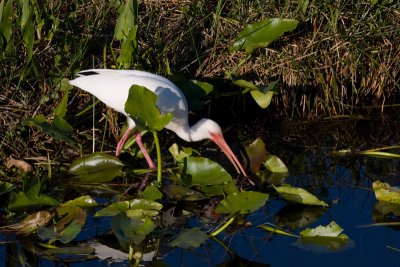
(2, 119), (400, 266)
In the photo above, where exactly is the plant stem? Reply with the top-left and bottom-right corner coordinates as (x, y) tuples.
(210, 216), (235, 237)
(152, 131), (162, 183)
(128, 245), (134, 262)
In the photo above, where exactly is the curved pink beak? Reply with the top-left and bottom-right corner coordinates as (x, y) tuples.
(210, 132), (248, 177)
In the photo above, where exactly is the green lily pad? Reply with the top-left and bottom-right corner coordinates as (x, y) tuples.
(294, 221), (354, 253)
(215, 191), (269, 215)
(264, 155), (288, 173)
(1, 211), (53, 235)
(61, 196), (98, 208)
(8, 181), (59, 211)
(124, 84), (173, 131)
(95, 199), (162, 217)
(372, 180), (400, 204)
(139, 185), (163, 201)
(179, 157), (233, 186)
(169, 227), (208, 249)
(69, 153), (124, 183)
(112, 212), (155, 248)
(231, 18), (299, 55)
(273, 184), (328, 207)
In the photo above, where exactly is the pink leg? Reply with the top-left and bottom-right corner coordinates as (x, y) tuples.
(135, 132), (156, 169)
(116, 128), (132, 156)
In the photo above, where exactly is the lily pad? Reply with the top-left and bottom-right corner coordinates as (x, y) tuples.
(169, 227), (208, 249)
(124, 84), (173, 131)
(179, 157), (233, 186)
(231, 18), (299, 55)
(69, 153), (124, 182)
(112, 212), (155, 248)
(95, 199), (162, 218)
(215, 191), (269, 215)
(264, 155), (288, 173)
(139, 185), (163, 201)
(372, 180), (400, 204)
(61, 195), (98, 208)
(273, 184), (328, 207)
(294, 221), (354, 253)
(0, 211), (53, 235)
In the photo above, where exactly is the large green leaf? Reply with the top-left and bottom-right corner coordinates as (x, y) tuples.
(112, 212), (154, 248)
(61, 196), (98, 209)
(8, 181), (59, 211)
(124, 84), (173, 131)
(114, 0), (138, 40)
(69, 153), (124, 182)
(215, 191), (269, 215)
(179, 157), (233, 186)
(169, 227), (208, 249)
(231, 18), (299, 55)
(250, 80), (279, 109)
(139, 185), (163, 201)
(95, 199), (162, 217)
(274, 184), (328, 207)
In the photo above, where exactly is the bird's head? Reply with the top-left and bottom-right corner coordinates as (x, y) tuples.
(191, 119), (247, 177)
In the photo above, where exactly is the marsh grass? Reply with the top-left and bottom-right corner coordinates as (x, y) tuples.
(0, 0), (399, 164)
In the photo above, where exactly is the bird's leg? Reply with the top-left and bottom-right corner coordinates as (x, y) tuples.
(135, 132), (156, 169)
(116, 128), (132, 156)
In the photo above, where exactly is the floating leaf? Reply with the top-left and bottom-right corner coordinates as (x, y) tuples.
(179, 157), (233, 186)
(8, 181), (59, 211)
(139, 186), (163, 201)
(274, 184), (328, 207)
(40, 246), (95, 262)
(169, 227), (208, 249)
(61, 196), (98, 208)
(231, 18), (299, 55)
(162, 184), (208, 201)
(301, 221), (346, 238)
(112, 212), (154, 248)
(245, 138), (267, 173)
(125, 84), (173, 131)
(0, 211), (53, 235)
(372, 180), (400, 204)
(264, 155), (288, 173)
(95, 199), (162, 218)
(94, 201), (130, 217)
(69, 153), (124, 183)
(215, 191), (269, 215)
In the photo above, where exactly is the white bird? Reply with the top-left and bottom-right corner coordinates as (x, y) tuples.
(69, 69), (247, 177)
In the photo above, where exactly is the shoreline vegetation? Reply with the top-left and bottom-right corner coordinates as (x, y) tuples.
(1, 0), (399, 161)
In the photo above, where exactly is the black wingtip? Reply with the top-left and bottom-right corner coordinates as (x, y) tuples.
(77, 70), (100, 76)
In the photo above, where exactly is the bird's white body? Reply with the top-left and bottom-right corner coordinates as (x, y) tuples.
(69, 69), (247, 176)
(69, 69), (196, 141)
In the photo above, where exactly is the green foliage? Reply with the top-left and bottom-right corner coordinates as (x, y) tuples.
(231, 18), (299, 55)
(69, 153), (124, 183)
(215, 191), (269, 215)
(8, 180), (59, 211)
(124, 84), (173, 131)
(169, 227), (208, 249)
(273, 184), (329, 207)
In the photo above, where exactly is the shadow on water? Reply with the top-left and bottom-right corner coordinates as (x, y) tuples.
(2, 117), (400, 266)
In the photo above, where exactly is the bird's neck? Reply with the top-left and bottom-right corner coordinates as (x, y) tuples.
(169, 120), (208, 143)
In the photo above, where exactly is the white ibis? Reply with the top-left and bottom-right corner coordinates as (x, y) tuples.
(69, 69), (247, 176)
